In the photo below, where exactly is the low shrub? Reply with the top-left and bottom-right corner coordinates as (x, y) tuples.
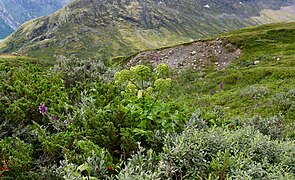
(240, 85), (269, 99)
(118, 115), (295, 179)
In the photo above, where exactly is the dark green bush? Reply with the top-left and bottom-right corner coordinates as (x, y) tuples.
(0, 59), (69, 136)
(0, 137), (33, 177)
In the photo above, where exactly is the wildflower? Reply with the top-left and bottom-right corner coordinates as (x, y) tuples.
(107, 166), (114, 171)
(210, 89), (213, 96)
(39, 103), (48, 115)
(219, 81), (223, 90)
(1, 165), (8, 171)
(63, 120), (68, 127)
(83, 64), (87, 71)
(1, 160), (8, 171)
(51, 115), (59, 121)
(155, 54), (159, 65)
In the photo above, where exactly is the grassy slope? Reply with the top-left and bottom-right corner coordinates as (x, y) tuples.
(171, 22), (295, 130)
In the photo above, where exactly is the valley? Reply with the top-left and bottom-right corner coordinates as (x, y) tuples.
(0, 0), (71, 39)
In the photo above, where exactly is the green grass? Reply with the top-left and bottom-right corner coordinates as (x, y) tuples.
(170, 22), (295, 126)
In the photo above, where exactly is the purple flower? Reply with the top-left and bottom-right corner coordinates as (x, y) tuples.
(219, 81), (223, 90)
(155, 54), (159, 64)
(210, 89), (213, 96)
(51, 115), (59, 121)
(39, 103), (48, 115)
(83, 64), (87, 71)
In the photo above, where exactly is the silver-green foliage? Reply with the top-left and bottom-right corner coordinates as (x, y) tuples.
(118, 113), (295, 179)
(240, 85), (269, 99)
(55, 150), (111, 180)
(271, 89), (295, 110)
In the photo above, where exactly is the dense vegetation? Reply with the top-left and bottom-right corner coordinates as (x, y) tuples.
(1, 22), (295, 179)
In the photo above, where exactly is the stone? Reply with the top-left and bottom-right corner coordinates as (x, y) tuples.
(190, 51), (197, 56)
(11, 52), (20, 56)
(254, 61), (260, 65)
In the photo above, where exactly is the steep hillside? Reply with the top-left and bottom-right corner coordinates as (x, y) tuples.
(1, 0), (295, 59)
(0, 0), (71, 39)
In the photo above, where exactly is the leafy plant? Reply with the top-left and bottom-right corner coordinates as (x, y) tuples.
(0, 137), (33, 177)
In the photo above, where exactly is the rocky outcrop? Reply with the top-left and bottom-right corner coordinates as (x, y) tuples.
(127, 38), (241, 71)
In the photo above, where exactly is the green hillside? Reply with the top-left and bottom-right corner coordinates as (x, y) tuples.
(1, 21), (295, 179)
(1, 0), (295, 60)
(174, 22), (295, 121)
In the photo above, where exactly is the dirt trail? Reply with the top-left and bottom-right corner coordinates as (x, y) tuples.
(127, 38), (241, 71)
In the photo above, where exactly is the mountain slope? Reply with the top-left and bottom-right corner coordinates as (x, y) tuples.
(0, 0), (71, 39)
(1, 21), (295, 178)
(1, 0), (295, 59)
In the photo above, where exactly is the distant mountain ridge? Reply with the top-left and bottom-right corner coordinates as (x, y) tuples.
(0, 0), (71, 39)
(1, 0), (295, 59)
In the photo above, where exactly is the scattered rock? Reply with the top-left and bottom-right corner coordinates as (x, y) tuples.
(11, 52), (20, 56)
(225, 44), (232, 48)
(190, 51), (197, 56)
(127, 39), (240, 70)
(254, 61), (260, 65)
